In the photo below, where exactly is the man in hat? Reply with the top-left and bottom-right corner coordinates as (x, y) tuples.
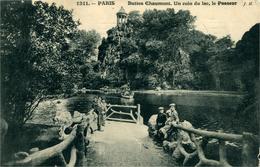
(156, 107), (167, 130)
(168, 103), (179, 123)
(155, 107), (167, 144)
(92, 97), (103, 131)
(100, 99), (108, 126)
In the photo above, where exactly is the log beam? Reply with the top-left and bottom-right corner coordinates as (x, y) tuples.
(5, 127), (77, 166)
(173, 124), (243, 142)
(67, 146), (77, 167)
(75, 124), (85, 167)
(56, 153), (67, 167)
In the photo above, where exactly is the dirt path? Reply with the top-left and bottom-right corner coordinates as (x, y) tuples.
(84, 121), (177, 167)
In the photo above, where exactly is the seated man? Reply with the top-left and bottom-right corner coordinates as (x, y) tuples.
(167, 103), (179, 123)
(154, 107), (167, 144)
(156, 107), (167, 130)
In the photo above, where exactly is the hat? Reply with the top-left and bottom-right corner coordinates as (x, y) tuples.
(169, 103), (176, 107)
(158, 107), (164, 110)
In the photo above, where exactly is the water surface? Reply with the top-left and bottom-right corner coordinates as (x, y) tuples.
(65, 91), (250, 134)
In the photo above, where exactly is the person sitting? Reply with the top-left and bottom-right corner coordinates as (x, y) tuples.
(167, 103), (179, 123)
(155, 107), (167, 144)
(156, 107), (167, 130)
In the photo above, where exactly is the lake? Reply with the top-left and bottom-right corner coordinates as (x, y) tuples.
(64, 90), (254, 134)
(3, 90), (254, 166)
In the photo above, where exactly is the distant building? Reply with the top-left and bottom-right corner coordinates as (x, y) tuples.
(116, 7), (128, 27)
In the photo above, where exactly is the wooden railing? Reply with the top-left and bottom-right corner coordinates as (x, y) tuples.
(105, 104), (142, 124)
(161, 123), (258, 167)
(5, 113), (96, 167)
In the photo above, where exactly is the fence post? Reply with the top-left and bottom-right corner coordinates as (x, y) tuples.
(242, 132), (257, 167)
(57, 153), (67, 166)
(219, 139), (231, 167)
(75, 124), (85, 167)
(137, 104), (141, 124)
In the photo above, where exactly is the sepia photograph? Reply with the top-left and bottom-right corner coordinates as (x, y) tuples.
(0, 0), (259, 166)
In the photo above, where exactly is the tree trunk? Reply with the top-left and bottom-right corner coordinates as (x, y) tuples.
(215, 75), (221, 90)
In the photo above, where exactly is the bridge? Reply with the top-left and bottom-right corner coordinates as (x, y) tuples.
(5, 104), (258, 167)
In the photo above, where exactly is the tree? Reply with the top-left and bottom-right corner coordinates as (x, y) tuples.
(71, 30), (101, 60)
(98, 8), (257, 92)
(1, 0), (35, 128)
(134, 9), (196, 89)
(98, 9), (198, 89)
(1, 1), (100, 128)
(206, 36), (235, 90)
(69, 30), (101, 89)
(234, 23), (259, 93)
(80, 62), (104, 89)
(189, 31), (216, 89)
(232, 24), (259, 133)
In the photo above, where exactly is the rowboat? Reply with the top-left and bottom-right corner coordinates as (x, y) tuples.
(121, 92), (134, 99)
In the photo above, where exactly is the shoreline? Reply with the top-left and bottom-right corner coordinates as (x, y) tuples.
(83, 89), (245, 98)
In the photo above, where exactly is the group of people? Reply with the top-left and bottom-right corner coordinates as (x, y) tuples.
(148, 103), (196, 160)
(149, 103), (179, 143)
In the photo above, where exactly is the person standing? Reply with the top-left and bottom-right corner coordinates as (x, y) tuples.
(93, 97), (103, 131)
(101, 99), (107, 126)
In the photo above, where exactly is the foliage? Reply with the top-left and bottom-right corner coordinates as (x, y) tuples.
(189, 31), (216, 89)
(1, 1), (100, 127)
(99, 9), (197, 89)
(234, 24), (259, 93)
(30, 1), (80, 94)
(98, 8), (258, 94)
(80, 61), (105, 89)
(1, 0), (36, 127)
(232, 24), (259, 133)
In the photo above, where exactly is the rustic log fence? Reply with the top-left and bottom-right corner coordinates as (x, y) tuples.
(105, 104), (142, 124)
(162, 123), (258, 167)
(5, 112), (97, 167)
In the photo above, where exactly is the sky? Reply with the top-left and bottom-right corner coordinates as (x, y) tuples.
(38, 0), (260, 42)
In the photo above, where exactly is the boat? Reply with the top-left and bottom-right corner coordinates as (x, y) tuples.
(120, 84), (134, 99)
(121, 93), (134, 99)
(120, 90), (134, 99)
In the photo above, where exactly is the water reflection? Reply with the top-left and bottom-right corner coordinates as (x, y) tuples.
(66, 92), (244, 133)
